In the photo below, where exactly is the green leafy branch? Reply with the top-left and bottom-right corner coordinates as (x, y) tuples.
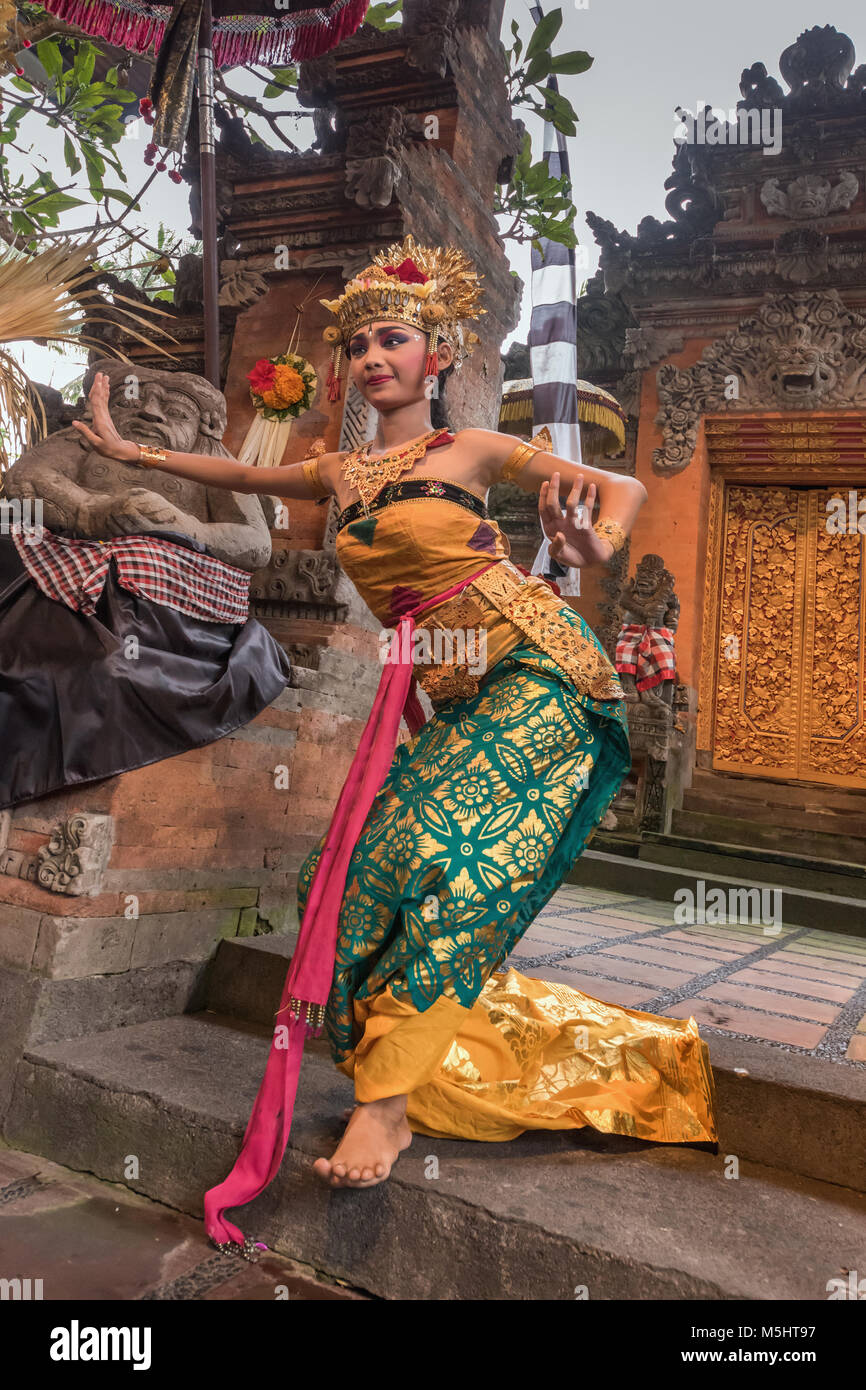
(363, 2), (403, 32)
(95, 222), (203, 303)
(496, 129), (577, 250)
(497, 8), (593, 252)
(504, 8), (592, 136)
(214, 64), (303, 150)
(0, 31), (156, 252)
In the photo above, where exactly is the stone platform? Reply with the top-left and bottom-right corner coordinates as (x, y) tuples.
(4, 884), (866, 1300)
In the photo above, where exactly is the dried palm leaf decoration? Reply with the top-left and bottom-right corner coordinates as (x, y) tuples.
(0, 235), (178, 475)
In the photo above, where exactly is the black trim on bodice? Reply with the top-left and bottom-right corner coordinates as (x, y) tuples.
(336, 477), (489, 533)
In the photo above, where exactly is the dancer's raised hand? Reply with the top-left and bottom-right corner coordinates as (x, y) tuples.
(71, 372), (141, 464)
(538, 472), (613, 568)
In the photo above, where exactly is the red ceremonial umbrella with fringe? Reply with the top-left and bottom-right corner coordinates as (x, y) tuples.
(38, 0), (371, 386)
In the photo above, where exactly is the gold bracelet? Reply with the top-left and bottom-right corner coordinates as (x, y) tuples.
(593, 517), (627, 553)
(301, 457), (329, 498)
(137, 443), (168, 468)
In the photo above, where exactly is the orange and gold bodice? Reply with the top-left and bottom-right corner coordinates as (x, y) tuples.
(334, 477), (623, 707)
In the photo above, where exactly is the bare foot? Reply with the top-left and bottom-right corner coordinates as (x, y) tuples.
(314, 1095), (412, 1188)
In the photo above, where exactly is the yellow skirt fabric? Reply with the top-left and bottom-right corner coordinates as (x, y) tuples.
(338, 966), (718, 1146)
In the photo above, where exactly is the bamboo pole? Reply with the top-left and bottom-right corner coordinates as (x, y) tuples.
(197, 0), (221, 388)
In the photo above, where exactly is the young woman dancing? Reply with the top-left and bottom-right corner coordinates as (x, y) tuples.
(75, 234), (718, 1257)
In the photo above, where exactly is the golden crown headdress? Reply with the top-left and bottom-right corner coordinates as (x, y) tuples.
(319, 233), (485, 403)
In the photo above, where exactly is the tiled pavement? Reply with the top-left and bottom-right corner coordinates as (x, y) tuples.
(0, 1146), (370, 1301)
(507, 883), (866, 1066)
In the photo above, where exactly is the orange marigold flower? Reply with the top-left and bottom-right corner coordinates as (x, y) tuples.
(261, 362), (305, 410)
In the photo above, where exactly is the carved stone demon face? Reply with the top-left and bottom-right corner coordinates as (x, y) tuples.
(765, 327), (838, 407)
(786, 175), (829, 219)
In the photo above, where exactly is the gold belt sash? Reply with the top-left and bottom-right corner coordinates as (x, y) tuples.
(414, 558), (623, 705)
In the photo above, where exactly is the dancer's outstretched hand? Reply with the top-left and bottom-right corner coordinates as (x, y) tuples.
(71, 372), (141, 464)
(538, 471), (614, 568)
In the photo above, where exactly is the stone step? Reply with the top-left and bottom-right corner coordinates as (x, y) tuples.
(204, 937), (866, 1198)
(638, 832), (866, 901)
(681, 790), (866, 842)
(689, 770), (866, 815)
(6, 1012), (866, 1299)
(574, 848), (866, 936)
(58, 934), (866, 1197)
(0, 1142), (370, 1301)
(205, 931), (295, 1025)
(671, 809), (866, 865)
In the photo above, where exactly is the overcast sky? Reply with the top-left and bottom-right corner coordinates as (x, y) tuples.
(12, 0), (866, 389)
(502, 0), (866, 344)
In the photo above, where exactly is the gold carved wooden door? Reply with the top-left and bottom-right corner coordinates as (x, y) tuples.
(711, 484), (866, 788)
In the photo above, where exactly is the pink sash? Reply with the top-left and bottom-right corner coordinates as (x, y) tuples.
(204, 559), (501, 1252)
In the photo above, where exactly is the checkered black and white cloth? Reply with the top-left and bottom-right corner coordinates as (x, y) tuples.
(9, 523), (251, 625)
(615, 624), (677, 692)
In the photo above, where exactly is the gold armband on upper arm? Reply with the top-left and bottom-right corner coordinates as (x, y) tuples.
(301, 457), (329, 498)
(500, 440), (540, 484)
(499, 427), (553, 485)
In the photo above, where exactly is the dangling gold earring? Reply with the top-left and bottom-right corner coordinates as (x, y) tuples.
(322, 325), (343, 403)
(424, 325), (440, 378)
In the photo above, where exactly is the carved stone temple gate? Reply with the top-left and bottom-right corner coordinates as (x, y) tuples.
(570, 23), (866, 835)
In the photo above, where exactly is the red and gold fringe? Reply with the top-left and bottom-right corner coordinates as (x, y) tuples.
(38, 0), (370, 70)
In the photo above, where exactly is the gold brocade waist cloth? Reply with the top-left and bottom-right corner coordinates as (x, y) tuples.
(409, 558), (623, 706)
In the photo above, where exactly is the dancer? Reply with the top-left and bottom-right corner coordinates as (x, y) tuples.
(75, 233), (717, 1255)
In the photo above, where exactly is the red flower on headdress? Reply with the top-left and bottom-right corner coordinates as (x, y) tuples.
(247, 358), (277, 394)
(383, 257), (428, 285)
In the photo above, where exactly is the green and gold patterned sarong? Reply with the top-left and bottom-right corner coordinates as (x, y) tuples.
(295, 488), (719, 1147)
(301, 638), (630, 1051)
(298, 641), (716, 1146)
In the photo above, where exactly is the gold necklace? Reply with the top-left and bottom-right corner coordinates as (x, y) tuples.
(340, 428), (447, 512)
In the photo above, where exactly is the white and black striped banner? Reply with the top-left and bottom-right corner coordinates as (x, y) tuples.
(528, 2), (581, 593)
